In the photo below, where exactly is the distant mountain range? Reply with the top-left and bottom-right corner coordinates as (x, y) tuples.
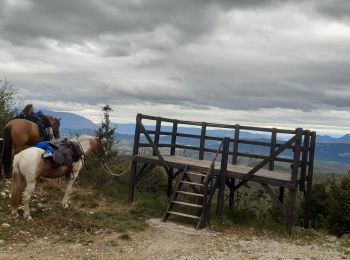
(42, 109), (350, 166)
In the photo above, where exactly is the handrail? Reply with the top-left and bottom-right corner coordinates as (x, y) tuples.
(138, 113), (309, 135)
(203, 139), (225, 185)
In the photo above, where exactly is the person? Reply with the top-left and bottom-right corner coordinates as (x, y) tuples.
(19, 104), (35, 119)
(17, 105), (52, 140)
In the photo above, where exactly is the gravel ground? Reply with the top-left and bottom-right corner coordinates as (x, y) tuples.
(0, 218), (348, 260)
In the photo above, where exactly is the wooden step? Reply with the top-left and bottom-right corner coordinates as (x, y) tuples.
(167, 211), (200, 220)
(176, 191), (204, 197)
(186, 171), (206, 177)
(172, 201), (203, 208)
(180, 181), (204, 187)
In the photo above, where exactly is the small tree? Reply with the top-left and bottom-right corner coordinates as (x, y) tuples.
(0, 79), (17, 136)
(95, 104), (117, 154)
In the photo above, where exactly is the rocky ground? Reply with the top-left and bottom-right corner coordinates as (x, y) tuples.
(0, 179), (349, 260)
(0, 218), (349, 260)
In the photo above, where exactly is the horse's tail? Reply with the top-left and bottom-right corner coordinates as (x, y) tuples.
(2, 126), (13, 179)
(11, 154), (23, 209)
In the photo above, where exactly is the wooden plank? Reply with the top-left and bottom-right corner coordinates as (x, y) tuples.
(176, 191), (204, 197)
(180, 181), (205, 187)
(167, 211), (200, 219)
(134, 155), (295, 187)
(172, 201), (203, 208)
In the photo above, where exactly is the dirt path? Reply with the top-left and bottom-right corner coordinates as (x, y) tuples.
(0, 218), (347, 260)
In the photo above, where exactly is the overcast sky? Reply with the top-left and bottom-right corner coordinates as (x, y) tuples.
(1, 0), (350, 134)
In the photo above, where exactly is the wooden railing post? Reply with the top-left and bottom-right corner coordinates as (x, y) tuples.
(300, 131), (310, 192)
(304, 131), (316, 229)
(153, 118), (161, 156)
(217, 137), (230, 218)
(128, 113), (142, 202)
(269, 128), (277, 170)
(229, 125), (240, 209)
(286, 128), (303, 234)
(166, 120), (178, 197)
(291, 128), (303, 184)
(170, 120), (178, 156)
(199, 122), (207, 160)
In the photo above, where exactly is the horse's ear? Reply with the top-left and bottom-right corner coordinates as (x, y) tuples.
(58, 118), (61, 122)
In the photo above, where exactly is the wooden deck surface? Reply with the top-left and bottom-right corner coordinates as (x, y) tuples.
(134, 155), (296, 188)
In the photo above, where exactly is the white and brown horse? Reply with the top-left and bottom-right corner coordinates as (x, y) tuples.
(10, 135), (104, 220)
(1, 116), (61, 179)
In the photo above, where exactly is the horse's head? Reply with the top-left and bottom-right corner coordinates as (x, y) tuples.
(46, 116), (61, 139)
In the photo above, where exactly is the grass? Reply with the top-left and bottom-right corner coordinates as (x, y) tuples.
(0, 154), (348, 256)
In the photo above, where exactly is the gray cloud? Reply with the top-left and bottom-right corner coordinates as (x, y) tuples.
(1, 0), (350, 133)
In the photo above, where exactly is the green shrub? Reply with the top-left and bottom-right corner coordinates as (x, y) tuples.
(308, 174), (350, 237)
(327, 174), (350, 236)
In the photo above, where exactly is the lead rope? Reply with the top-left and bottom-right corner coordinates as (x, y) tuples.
(99, 155), (137, 177)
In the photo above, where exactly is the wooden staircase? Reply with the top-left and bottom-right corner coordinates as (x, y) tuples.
(163, 165), (214, 229)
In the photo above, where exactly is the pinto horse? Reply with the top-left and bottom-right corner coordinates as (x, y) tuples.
(1, 116), (61, 179)
(10, 135), (105, 220)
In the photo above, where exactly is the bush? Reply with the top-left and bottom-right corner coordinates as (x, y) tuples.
(327, 174), (350, 236)
(309, 173), (350, 237)
(0, 79), (17, 136)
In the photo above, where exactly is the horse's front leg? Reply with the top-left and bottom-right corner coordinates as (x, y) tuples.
(62, 171), (79, 209)
(23, 181), (36, 220)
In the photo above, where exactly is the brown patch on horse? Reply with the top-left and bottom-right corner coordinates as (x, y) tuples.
(89, 138), (105, 158)
(36, 158), (69, 179)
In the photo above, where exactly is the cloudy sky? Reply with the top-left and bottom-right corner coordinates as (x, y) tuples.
(1, 0), (350, 134)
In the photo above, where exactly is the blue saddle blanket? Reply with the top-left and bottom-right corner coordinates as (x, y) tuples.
(35, 141), (55, 153)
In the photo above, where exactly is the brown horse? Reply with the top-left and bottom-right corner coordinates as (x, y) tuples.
(1, 116), (61, 179)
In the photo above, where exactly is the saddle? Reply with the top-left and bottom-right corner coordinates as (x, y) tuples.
(15, 114), (52, 140)
(50, 139), (84, 179)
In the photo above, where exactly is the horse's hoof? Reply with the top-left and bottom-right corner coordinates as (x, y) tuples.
(62, 203), (69, 209)
(11, 212), (19, 219)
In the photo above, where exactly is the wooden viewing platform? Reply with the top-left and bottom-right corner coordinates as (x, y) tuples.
(128, 114), (316, 233)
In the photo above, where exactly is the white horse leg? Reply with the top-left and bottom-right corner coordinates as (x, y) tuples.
(11, 208), (19, 218)
(23, 181), (36, 220)
(62, 171), (79, 208)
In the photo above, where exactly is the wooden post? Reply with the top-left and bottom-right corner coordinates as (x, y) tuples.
(167, 121), (178, 197)
(299, 131), (310, 192)
(170, 121), (178, 156)
(199, 122), (207, 160)
(229, 125), (240, 209)
(286, 128), (303, 234)
(153, 118), (161, 156)
(128, 114), (142, 202)
(232, 124), (240, 165)
(304, 131), (316, 229)
(217, 137), (230, 217)
(269, 128), (277, 170)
